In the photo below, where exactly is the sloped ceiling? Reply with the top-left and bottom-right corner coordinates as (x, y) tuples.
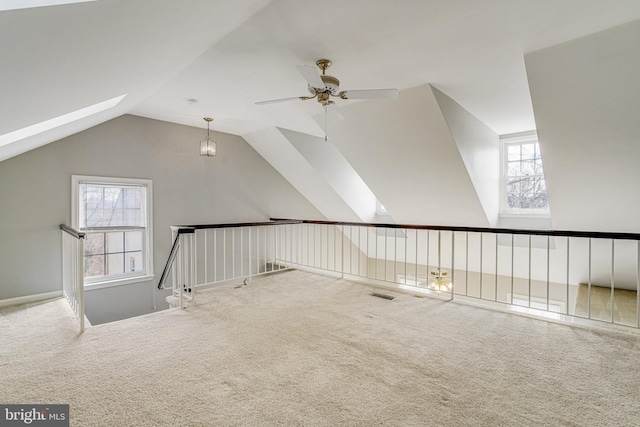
(3, 1), (640, 231)
(4, 0), (640, 163)
(0, 0), (270, 161)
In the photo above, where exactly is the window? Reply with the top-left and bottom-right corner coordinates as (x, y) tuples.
(72, 176), (153, 287)
(500, 132), (549, 215)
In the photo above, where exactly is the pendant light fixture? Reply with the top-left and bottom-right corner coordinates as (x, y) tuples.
(199, 117), (217, 157)
(427, 269), (452, 293)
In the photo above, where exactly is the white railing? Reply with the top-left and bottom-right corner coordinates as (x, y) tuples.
(157, 222), (297, 308)
(160, 219), (640, 330)
(60, 224), (85, 333)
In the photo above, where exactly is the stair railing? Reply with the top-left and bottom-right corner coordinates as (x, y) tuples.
(157, 221), (301, 309)
(60, 224), (86, 333)
(158, 218), (640, 330)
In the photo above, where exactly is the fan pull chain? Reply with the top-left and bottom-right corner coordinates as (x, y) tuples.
(324, 105), (328, 141)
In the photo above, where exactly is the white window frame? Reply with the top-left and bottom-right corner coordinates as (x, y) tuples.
(72, 175), (154, 289)
(499, 131), (550, 217)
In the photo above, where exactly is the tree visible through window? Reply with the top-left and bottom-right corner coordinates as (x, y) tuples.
(73, 176), (152, 285)
(501, 133), (549, 213)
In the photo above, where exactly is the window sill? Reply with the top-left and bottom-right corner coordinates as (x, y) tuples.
(84, 274), (155, 291)
(499, 212), (551, 219)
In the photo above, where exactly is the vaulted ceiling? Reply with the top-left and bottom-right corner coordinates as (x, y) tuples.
(3, 0), (640, 163)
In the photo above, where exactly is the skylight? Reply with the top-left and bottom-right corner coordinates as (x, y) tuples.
(0, 94), (126, 147)
(0, 0), (97, 12)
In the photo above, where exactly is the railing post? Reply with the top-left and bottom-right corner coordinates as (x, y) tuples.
(77, 236), (85, 333)
(611, 239), (615, 323)
(588, 238), (592, 319)
(341, 226), (345, 278)
(60, 224), (86, 333)
(451, 231), (455, 301)
(191, 232), (196, 307)
(179, 234), (184, 309)
(637, 240), (640, 328)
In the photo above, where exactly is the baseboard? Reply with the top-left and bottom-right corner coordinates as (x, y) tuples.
(0, 290), (63, 308)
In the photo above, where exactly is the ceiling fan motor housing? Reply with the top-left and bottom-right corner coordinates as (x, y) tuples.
(308, 75), (340, 96)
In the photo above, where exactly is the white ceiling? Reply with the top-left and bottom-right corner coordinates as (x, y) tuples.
(3, 0), (640, 160)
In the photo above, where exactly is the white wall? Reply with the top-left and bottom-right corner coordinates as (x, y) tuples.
(243, 127), (358, 221)
(525, 19), (640, 233)
(432, 85), (500, 226)
(0, 114), (321, 322)
(281, 128), (379, 222)
(328, 84), (491, 227)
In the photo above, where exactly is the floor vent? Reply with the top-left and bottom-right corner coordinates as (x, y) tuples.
(371, 292), (395, 301)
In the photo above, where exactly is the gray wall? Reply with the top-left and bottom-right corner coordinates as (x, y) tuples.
(0, 114), (321, 322)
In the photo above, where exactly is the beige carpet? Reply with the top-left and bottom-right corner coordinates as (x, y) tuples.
(574, 283), (638, 325)
(1, 270), (639, 426)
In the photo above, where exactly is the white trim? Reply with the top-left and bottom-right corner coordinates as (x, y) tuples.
(84, 274), (155, 291)
(499, 131), (550, 215)
(0, 291), (63, 308)
(499, 130), (537, 143)
(499, 212), (551, 219)
(0, 1), (98, 12)
(72, 175), (154, 286)
(0, 94), (124, 147)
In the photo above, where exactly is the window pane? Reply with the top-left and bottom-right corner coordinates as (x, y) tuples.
(507, 178), (522, 209)
(124, 188), (141, 208)
(125, 252), (143, 273)
(125, 231), (143, 252)
(507, 177), (521, 192)
(507, 144), (520, 161)
(105, 187), (123, 227)
(537, 178), (547, 192)
(84, 233), (104, 255)
(508, 177), (549, 209)
(124, 188), (142, 226)
(124, 209), (141, 226)
(84, 255), (104, 277)
(507, 161), (520, 176)
(520, 159), (536, 175)
(107, 253), (125, 275)
(520, 176), (536, 198)
(106, 232), (124, 253)
(532, 193), (548, 209)
(520, 143), (535, 160)
(81, 184), (144, 228)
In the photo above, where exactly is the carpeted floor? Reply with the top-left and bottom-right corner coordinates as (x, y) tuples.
(1, 270), (639, 426)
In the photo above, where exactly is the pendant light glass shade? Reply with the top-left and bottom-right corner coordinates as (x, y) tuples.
(427, 269), (452, 293)
(200, 117), (217, 157)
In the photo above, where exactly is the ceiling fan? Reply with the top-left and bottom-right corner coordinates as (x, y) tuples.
(255, 59), (399, 123)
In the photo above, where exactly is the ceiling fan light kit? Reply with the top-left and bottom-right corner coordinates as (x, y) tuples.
(256, 59), (399, 140)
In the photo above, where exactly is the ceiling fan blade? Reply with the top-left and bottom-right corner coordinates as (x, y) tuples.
(340, 89), (399, 100)
(325, 103), (344, 121)
(297, 64), (325, 89)
(255, 96), (304, 105)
